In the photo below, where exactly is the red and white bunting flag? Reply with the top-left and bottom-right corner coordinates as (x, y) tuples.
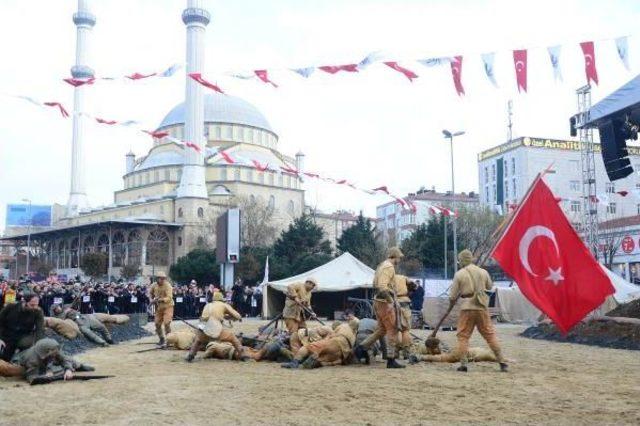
(450, 56), (464, 96)
(95, 117), (117, 125)
(143, 130), (169, 139)
(254, 70), (278, 88)
(304, 172), (320, 178)
(616, 190), (629, 197)
(372, 186), (389, 194)
(336, 179), (347, 185)
(219, 150), (235, 164)
(63, 77), (95, 87)
(184, 142), (201, 153)
(188, 73), (225, 94)
(43, 102), (69, 118)
(383, 62), (418, 82)
(407, 200), (417, 213)
(513, 49), (528, 93)
(318, 64), (359, 74)
(126, 72), (157, 80)
(281, 166), (299, 175)
(252, 159), (269, 172)
(580, 41), (599, 85)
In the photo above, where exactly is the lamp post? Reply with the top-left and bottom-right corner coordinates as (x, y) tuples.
(21, 198), (32, 277)
(442, 130), (465, 274)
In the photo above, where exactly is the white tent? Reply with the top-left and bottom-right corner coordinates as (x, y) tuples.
(262, 252), (374, 318)
(601, 264), (640, 303)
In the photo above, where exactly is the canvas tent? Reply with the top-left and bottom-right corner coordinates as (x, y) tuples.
(262, 252), (374, 319)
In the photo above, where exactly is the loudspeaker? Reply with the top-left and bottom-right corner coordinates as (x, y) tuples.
(569, 115), (577, 137)
(598, 119), (634, 181)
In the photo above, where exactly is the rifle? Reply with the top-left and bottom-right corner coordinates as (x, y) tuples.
(287, 296), (325, 326)
(391, 289), (403, 333)
(30, 374), (114, 386)
(258, 313), (283, 333)
(173, 315), (201, 332)
(132, 346), (167, 354)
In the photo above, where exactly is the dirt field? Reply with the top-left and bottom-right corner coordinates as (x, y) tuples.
(2, 321), (639, 425)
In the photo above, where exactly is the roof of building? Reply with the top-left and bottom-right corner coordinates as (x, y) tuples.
(158, 93), (274, 132)
(599, 215), (640, 230)
(1, 219), (182, 241)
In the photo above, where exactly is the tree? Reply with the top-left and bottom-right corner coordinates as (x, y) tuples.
(120, 264), (141, 281)
(236, 246), (272, 284)
(336, 213), (384, 268)
(456, 206), (503, 259)
(170, 248), (218, 285)
(236, 196), (279, 248)
(599, 228), (627, 271)
(80, 252), (108, 279)
(401, 216), (454, 277)
(271, 214), (332, 279)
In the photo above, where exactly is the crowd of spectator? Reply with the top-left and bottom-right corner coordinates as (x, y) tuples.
(0, 277), (264, 320)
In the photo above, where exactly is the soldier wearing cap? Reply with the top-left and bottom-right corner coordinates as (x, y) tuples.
(355, 247), (405, 368)
(282, 278), (317, 334)
(148, 271), (174, 346)
(185, 292), (244, 362)
(449, 249), (508, 372)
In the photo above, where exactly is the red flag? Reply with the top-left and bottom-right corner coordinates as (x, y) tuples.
(280, 166), (299, 175)
(143, 130), (169, 139)
(95, 117), (117, 125)
(383, 62), (418, 82)
(254, 70), (278, 88)
(617, 190), (629, 197)
(184, 142), (201, 153)
(126, 72), (157, 80)
(450, 56), (464, 96)
(188, 73), (225, 94)
(513, 49), (527, 93)
(43, 102), (69, 118)
(372, 186), (389, 194)
(64, 77), (95, 87)
(492, 177), (614, 333)
(252, 159), (269, 172)
(219, 150), (235, 164)
(303, 172), (320, 178)
(580, 41), (599, 85)
(318, 64), (359, 74)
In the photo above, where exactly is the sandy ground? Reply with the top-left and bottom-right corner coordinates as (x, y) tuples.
(1, 320), (639, 426)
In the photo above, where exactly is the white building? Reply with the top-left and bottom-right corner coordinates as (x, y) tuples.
(376, 189), (479, 245)
(477, 136), (640, 229)
(599, 216), (640, 285)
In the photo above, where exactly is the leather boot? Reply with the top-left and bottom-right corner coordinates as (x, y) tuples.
(76, 364), (95, 372)
(457, 365), (468, 372)
(185, 353), (195, 363)
(281, 359), (301, 369)
(386, 358), (405, 369)
(499, 362), (509, 372)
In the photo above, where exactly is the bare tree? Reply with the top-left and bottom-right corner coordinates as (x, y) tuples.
(234, 196), (278, 248)
(456, 206), (503, 257)
(598, 227), (628, 271)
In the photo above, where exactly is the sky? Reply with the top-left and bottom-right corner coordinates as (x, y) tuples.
(1, 0), (640, 233)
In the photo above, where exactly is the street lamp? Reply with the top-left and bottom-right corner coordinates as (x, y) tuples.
(21, 198), (32, 277)
(442, 129), (465, 274)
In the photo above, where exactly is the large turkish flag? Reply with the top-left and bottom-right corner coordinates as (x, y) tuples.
(492, 177), (614, 333)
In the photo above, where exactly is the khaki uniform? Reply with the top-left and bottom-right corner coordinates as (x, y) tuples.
(394, 275), (413, 354)
(361, 259), (401, 358)
(282, 282), (312, 333)
(417, 347), (498, 363)
(449, 263), (504, 366)
(166, 330), (196, 350)
(293, 321), (358, 368)
(202, 341), (250, 360)
(289, 325), (333, 354)
(187, 301), (243, 360)
(150, 281), (174, 339)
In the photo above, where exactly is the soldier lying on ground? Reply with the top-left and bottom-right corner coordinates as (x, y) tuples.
(282, 318), (359, 369)
(53, 305), (114, 346)
(239, 330), (294, 362)
(0, 338), (95, 384)
(166, 329), (196, 350)
(408, 337), (497, 364)
(289, 324), (333, 355)
(352, 318), (385, 364)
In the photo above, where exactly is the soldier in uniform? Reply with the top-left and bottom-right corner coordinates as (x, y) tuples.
(0, 293), (44, 361)
(449, 249), (508, 372)
(149, 272), (174, 346)
(166, 329), (196, 350)
(355, 247), (405, 368)
(282, 278), (317, 334)
(289, 324), (333, 355)
(282, 318), (359, 369)
(4, 338), (95, 384)
(185, 292), (244, 362)
(53, 305), (113, 346)
(394, 274), (415, 359)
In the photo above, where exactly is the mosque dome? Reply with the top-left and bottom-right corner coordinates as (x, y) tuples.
(158, 92), (274, 133)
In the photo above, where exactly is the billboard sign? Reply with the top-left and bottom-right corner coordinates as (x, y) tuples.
(5, 204), (52, 227)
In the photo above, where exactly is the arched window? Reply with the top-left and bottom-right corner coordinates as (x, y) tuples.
(127, 231), (142, 266)
(269, 195), (275, 209)
(278, 174), (284, 186)
(82, 236), (94, 255)
(288, 200), (295, 214)
(59, 240), (69, 269)
(112, 232), (125, 267)
(258, 172), (265, 184)
(97, 234), (109, 254)
(178, 236), (183, 246)
(178, 207), (183, 218)
(70, 238), (79, 268)
(146, 229), (169, 266)
(197, 207), (204, 218)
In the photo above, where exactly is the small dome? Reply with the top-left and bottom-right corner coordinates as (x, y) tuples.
(158, 92), (274, 133)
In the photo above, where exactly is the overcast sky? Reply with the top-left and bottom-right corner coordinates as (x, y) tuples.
(1, 0), (640, 233)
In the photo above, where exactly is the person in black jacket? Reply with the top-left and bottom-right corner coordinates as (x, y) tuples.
(0, 293), (45, 361)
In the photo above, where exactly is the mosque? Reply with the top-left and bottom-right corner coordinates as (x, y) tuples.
(2, 0), (357, 281)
